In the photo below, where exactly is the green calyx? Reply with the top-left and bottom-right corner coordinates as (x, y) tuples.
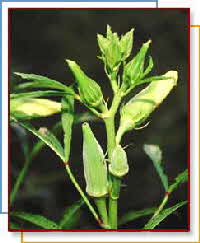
(82, 122), (108, 198)
(109, 145), (129, 178)
(117, 71), (178, 143)
(122, 40), (152, 92)
(66, 60), (104, 110)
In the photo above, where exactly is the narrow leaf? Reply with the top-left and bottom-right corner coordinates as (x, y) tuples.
(29, 121), (62, 160)
(119, 207), (156, 226)
(13, 118), (65, 161)
(61, 95), (74, 162)
(168, 169), (188, 194)
(144, 144), (168, 191)
(59, 199), (84, 229)
(11, 211), (59, 229)
(137, 75), (169, 86)
(10, 222), (21, 229)
(10, 90), (66, 99)
(15, 72), (73, 93)
(144, 201), (187, 229)
(141, 55), (154, 79)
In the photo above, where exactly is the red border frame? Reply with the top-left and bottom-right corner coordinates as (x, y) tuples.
(8, 7), (190, 232)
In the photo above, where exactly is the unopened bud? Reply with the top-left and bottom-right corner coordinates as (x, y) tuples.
(109, 145), (129, 178)
(66, 60), (104, 109)
(122, 40), (151, 91)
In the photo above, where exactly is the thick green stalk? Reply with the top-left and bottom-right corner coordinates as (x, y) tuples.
(108, 197), (117, 228)
(104, 117), (116, 158)
(104, 117), (118, 229)
(104, 92), (123, 229)
(94, 197), (108, 225)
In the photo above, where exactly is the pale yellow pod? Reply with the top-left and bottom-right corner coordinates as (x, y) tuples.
(10, 98), (61, 118)
(117, 71), (178, 143)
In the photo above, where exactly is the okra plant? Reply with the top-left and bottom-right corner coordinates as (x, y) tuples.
(10, 25), (188, 230)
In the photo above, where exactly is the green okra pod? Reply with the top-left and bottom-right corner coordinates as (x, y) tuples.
(82, 122), (108, 198)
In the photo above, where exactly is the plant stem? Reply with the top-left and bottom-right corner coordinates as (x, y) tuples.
(104, 116), (120, 229)
(150, 193), (169, 221)
(103, 91), (124, 229)
(10, 157), (31, 206)
(108, 197), (117, 229)
(104, 117), (116, 158)
(95, 197), (108, 225)
(65, 165), (100, 223)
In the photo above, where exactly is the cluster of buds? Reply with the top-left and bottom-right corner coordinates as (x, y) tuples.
(97, 25), (134, 74)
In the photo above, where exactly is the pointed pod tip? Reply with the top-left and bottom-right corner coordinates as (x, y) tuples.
(82, 122), (90, 132)
(164, 70), (178, 84)
(147, 39), (152, 44)
(65, 59), (76, 66)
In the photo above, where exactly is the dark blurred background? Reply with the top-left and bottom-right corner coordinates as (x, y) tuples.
(10, 9), (189, 230)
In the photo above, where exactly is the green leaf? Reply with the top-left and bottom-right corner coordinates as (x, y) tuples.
(120, 28), (134, 61)
(11, 211), (59, 229)
(15, 72), (73, 93)
(119, 207), (156, 226)
(61, 95), (74, 162)
(13, 118), (65, 161)
(144, 144), (168, 191)
(122, 40), (151, 90)
(10, 222), (21, 229)
(136, 75), (169, 86)
(168, 169), (188, 194)
(59, 199), (84, 229)
(29, 121), (62, 160)
(144, 201), (187, 229)
(140, 55), (154, 79)
(10, 90), (66, 99)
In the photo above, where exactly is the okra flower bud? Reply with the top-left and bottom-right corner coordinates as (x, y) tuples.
(122, 40), (151, 91)
(82, 123), (108, 197)
(10, 98), (61, 119)
(109, 145), (129, 178)
(97, 32), (121, 71)
(66, 60), (104, 110)
(117, 71), (178, 143)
